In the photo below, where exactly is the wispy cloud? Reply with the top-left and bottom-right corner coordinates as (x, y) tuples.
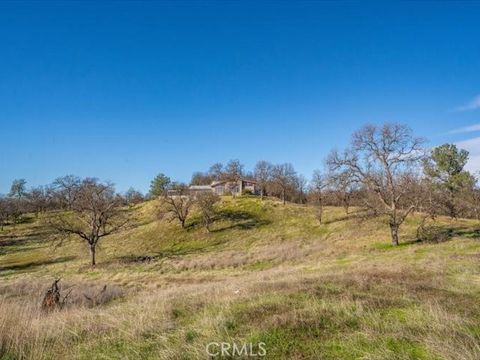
(456, 95), (480, 112)
(448, 123), (480, 134)
(456, 136), (480, 174)
(456, 136), (480, 151)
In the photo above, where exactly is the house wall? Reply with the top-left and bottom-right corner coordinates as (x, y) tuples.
(241, 180), (257, 194)
(213, 185), (225, 195)
(210, 181), (258, 195)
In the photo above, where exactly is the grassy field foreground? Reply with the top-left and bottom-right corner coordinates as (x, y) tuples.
(1, 196), (480, 359)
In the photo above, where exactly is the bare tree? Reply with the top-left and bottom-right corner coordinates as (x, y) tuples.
(7, 197), (26, 227)
(327, 123), (425, 246)
(329, 170), (357, 214)
(48, 179), (129, 266)
(254, 160), (273, 200)
(27, 186), (49, 217)
(124, 187), (144, 206)
(310, 170), (328, 223)
(271, 163), (297, 205)
(459, 179), (480, 220)
(7, 179), (28, 226)
(190, 162), (227, 186)
(208, 163), (224, 181)
(0, 196), (11, 231)
(224, 159), (244, 195)
(196, 192), (220, 232)
(292, 174), (307, 204)
(52, 175), (81, 210)
(190, 171), (213, 185)
(161, 185), (194, 229)
(411, 177), (444, 240)
(9, 179), (27, 199)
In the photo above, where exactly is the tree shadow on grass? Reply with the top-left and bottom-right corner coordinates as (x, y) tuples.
(451, 227), (480, 239)
(0, 230), (50, 243)
(0, 233), (51, 256)
(376, 225), (480, 250)
(0, 256), (76, 273)
(110, 209), (271, 265)
(155, 239), (228, 259)
(322, 209), (377, 225)
(210, 209), (271, 232)
(186, 209), (270, 232)
(416, 224), (480, 244)
(113, 238), (229, 265)
(0, 245), (45, 256)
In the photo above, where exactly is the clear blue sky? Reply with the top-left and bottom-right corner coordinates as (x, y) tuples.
(1, 1), (480, 194)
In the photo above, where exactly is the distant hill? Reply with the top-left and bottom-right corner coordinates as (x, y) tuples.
(1, 197), (480, 359)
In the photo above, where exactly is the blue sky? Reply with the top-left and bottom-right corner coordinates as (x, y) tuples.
(1, 1), (480, 194)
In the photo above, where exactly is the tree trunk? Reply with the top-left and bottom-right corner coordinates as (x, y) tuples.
(282, 189), (286, 205)
(204, 216), (211, 232)
(260, 188), (264, 200)
(317, 205), (323, 224)
(343, 194), (350, 214)
(389, 222), (399, 246)
(90, 244), (96, 266)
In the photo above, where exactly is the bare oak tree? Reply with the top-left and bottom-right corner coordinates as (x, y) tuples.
(27, 186), (49, 217)
(208, 163), (224, 181)
(458, 178), (480, 221)
(124, 187), (144, 206)
(161, 185), (194, 229)
(224, 159), (244, 195)
(254, 160), (273, 200)
(271, 163), (297, 205)
(48, 179), (129, 266)
(327, 123), (424, 246)
(0, 196), (10, 231)
(196, 192), (220, 232)
(310, 170), (328, 223)
(52, 175), (81, 210)
(329, 169), (357, 214)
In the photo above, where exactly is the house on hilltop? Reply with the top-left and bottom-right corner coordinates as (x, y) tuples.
(188, 185), (213, 195)
(187, 179), (258, 196)
(210, 179), (257, 195)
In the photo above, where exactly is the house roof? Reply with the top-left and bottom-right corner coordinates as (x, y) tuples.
(211, 181), (227, 187)
(188, 185), (212, 190)
(210, 179), (256, 187)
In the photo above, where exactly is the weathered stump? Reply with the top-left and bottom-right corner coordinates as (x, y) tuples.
(41, 279), (61, 311)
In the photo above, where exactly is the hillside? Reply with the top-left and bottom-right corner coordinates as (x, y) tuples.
(1, 196), (480, 359)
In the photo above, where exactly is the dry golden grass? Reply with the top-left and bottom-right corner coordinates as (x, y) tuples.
(1, 197), (480, 359)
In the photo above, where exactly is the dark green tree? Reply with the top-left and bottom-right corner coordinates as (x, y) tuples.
(9, 179), (27, 199)
(149, 173), (171, 197)
(423, 144), (475, 218)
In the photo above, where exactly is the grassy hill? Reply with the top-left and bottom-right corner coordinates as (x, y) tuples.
(1, 196), (480, 359)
